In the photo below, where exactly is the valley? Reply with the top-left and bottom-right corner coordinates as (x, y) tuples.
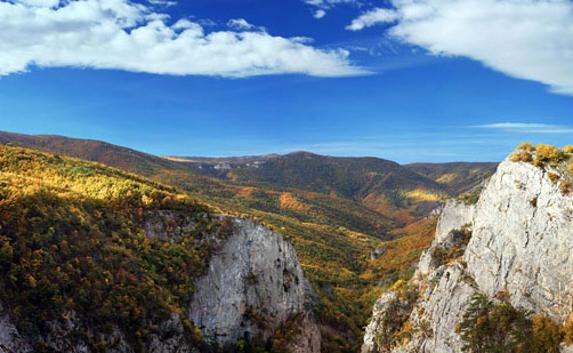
(2, 0), (570, 351)
(0, 131), (497, 352)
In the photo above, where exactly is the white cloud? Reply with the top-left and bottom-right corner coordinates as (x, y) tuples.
(227, 18), (257, 31)
(16, 0), (59, 7)
(304, 0), (360, 18)
(473, 122), (573, 134)
(147, 0), (176, 7)
(313, 9), (326, 19)
(346, 0), (573, 95)
(0, 0), (365, 78)
(346, 8), (398, 31)
(305, 0), (357, 9)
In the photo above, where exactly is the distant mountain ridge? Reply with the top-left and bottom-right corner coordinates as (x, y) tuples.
(0, 131), (497, 202)
(175, 151), (444, 197)
(163, 150), (498, 224)
(167, 151), (498, 197)
(406, 161), (498, 195)
(0, 131), (499, 219)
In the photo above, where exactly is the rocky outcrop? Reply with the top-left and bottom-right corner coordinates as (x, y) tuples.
(147, 214), (320, 352)
(362, 200), (478, 353)
(0, 303), (32, 353)
(433, 201), (475, 245)
(0, 304), (200, 353)
(0, 218), (319, 353)
(189, 219), (320, 352)
(417, 200), (474, 275)
(388, 264), (478, 353)
(466, 160), (573, 321)
(362, 154), (573, 352)
(362, 291), (399, 353)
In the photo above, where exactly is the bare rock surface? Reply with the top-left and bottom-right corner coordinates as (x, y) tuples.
(362, 154), (573, 352)
(401, 264), (476, 353)
(0, 303), (32, 353)
(466, 160), (573, 321)
(418, 200), (474, 276)
(189, 219), (320, 352)
(361, 291), (399, 353)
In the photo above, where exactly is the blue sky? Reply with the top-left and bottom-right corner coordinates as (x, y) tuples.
(1, 0), (572, 163)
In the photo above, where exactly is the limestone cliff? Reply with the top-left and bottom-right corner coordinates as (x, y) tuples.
(363, 150), (573, 353)
(0, 217), (319, 353)
(189, 219), (321, 353)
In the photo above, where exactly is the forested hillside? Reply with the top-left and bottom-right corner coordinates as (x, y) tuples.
(406, 162), (498, 195)
(0, 131), (497, 352)
(0, 144), (232, 352)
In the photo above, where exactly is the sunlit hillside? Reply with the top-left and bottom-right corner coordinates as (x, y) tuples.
(0, 132), (497, 352)
(0, 144), (232, 352)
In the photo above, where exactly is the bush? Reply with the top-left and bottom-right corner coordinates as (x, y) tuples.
(519, 143), (535, 152)
(459, 293), (525, 353)
(530, 314), (562, 353)
(561, 180), (572, 195)
(563, 145), (573, 154)
(563, 313), (573, 346)
(460, 294), (562, 353)
(460, 191), (480, 205)
(431, 228), (472, 267)
(510, 151), (533, 163)
(371, 281), (419, 352)
(520, 152), (533, 162)
(373, 298), (411, 352)
(536, 144), (564, 165)
(548, 172), (560, 184)
(533, 159), (544, 168)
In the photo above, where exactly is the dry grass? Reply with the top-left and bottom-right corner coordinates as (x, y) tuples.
(405, 188), (444, 202)
(278, 192), (310, 212)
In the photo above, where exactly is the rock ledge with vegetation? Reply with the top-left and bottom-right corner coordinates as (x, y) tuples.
(362, 144), (573, 353)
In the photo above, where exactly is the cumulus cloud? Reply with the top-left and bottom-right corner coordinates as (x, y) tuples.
(347, 0), (573, 95)
(346, 8), (398, 31)
(0, 0), (365, 77)
(313, 9), (326, 19)
(473, 122), (573, 134)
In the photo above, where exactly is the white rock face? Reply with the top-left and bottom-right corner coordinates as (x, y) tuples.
(361, 291), (399, 353)
(402, 264), (477, 353)
(418, 200), (474, 275)
(362, 155), (573, 353)
(362, 200), (478, 353)
(466, 160), (573, 321)
(189, 219), (320, 353)
(434, 201), (475, 244)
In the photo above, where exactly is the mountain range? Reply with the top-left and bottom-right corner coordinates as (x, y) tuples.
(0, 131), (498, 353)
